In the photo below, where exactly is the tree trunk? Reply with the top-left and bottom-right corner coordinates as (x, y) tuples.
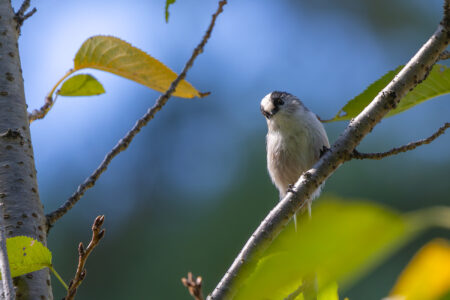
(0, 0), (52, 298)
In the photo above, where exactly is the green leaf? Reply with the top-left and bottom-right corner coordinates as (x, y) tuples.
(74, 35), (204, 98)
(4, 236), (52, 278)
(327, 64), (450, 122)
(233, 197), (423, 300)
(58, 74), (105, 97)
(318, 282), (339, 300)
(165, 0), (176, 22)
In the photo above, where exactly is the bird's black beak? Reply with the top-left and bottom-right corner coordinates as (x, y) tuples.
(261, 105), (279, 119)
(261, 105), (272, 119)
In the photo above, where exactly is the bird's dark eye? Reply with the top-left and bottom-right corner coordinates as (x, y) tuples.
(273, 98), (284, 106)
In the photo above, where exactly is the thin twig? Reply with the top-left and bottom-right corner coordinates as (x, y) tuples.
(351, 122), (449, 160)
(439, 50), (450, 60)
(15, 0), (30, 18)
(284, 284), (303, 300)
(14, 0), (37, 32)
(64, 215), (105, 300)
(208, 2), (450, 299)
(0, 204), (15, 300)
(182, 272), (204, 300)
(45, 0), (227, 228)
(28, 95), (56, 123)
(29, 69), (74, 123)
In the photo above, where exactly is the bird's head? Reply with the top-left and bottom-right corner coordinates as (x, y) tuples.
(260, 91), (305, 121)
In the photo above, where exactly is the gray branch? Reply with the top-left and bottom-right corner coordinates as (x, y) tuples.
(351, 122), (449, 160)
(208, 1), (450, 299)
(45, 0), (228, 228)
(14, 0), (37, 33)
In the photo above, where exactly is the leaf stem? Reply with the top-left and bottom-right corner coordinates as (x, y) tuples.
(50, 266), (69, 290)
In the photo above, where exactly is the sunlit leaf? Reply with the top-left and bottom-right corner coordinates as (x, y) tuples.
(165, 0), (176, 22)
(286, 280), (339, 300)
(4, 236), (51, 278)
(327, 64), (450, 122)
(389, 239), (450, 300)
(234, 197), (423, 300)
(74, 35), (204, 98)
(318, 282), (339, 300)
(58, 74), (105, 97)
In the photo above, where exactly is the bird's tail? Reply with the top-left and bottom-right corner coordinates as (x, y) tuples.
(293, 213), (297, 232)
(293, 199), (312, 232)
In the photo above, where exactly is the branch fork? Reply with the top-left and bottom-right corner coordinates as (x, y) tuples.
(14, 0), (37, 33)
(182, 272), (204, 300)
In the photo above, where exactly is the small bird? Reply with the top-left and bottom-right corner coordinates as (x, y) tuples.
(260, 91), (330, 225)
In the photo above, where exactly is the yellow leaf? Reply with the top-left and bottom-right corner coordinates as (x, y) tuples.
(74, 35), (204, 98)
(390, 239), (450, 300)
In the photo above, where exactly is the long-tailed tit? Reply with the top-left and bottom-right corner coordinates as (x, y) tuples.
(260, 91), (330, 224)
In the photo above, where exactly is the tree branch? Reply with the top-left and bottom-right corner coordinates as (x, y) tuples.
(208, 2), (450, 299)
(439, 49), (450, 60)
(14, 0), (37, 33)
(45, 0), (227, 228)
(182, 272), (204, 300)
(0, 205), (14, 300)
(64, 215), (105, 300)
(28, 95), (57, 123)
(351, 122), (449, 160)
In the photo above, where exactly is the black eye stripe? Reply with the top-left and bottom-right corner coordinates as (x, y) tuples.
(270, 91), (288, 106)
(273, 98), (284, 106)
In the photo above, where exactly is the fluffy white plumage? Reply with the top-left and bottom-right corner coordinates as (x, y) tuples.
(261, 91), (330, 220)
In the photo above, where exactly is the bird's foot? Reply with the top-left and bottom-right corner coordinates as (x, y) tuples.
(287, 184), (296, 194)
(320, 146), (330, 158)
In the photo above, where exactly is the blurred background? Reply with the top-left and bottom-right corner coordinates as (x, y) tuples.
(11, 0), (450, 299)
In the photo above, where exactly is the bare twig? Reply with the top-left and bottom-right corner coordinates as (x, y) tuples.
(29, 68), (74, 123)
(0, 204), (15, 300)
(45, 0), (227, 228)
(64, 215), (105, 300)
(14, 0), (37, 32)
(182, 272), (204, 300)
(284, 284), (303, 300)
(28, 95), (56, 123)
(352, 122), (449, 160)
(208, 2), (450, 299)
(439, 49), (450, 60)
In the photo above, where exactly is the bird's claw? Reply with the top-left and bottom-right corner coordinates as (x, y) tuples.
(319, 146), (330, 158)
(287, 184), (296, 194)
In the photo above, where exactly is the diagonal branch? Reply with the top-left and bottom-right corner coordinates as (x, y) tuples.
(207, 2), (450, 299)
(45, 0), (227, 228)
(351, 122), (449, 160)
(64, 215), (105, 300)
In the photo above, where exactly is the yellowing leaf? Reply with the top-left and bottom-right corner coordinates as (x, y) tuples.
(390, 239), (450, 300)
(74, 35), (203, 98)
(58, 74), (105, 97)
(5, 236), (52, 278)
